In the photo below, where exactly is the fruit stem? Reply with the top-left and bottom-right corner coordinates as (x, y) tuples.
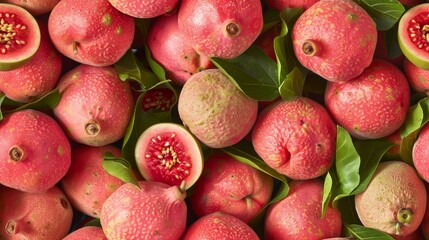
(225, 21), (241, 37)
(396, 208), (414, 224)
(85, 121), (101, 136)
(179, 180), (187, 194)
(72, 41), (79, 55)
(8, 146), (25, 162)
(5, 220), (18, 235)
(302, 40), (318, 57)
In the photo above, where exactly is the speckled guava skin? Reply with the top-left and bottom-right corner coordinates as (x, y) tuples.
(182, 212), (259, 240)
(403, 58), (429, 94)
(53, 64), (134, 146)
(0, 19), (62, 103)
(355, 161), (427, 237)
(178, 0), (263, 59)
(0, 185), (73, 240)
(264, 179), (342, 240)
(178, 69), (258, 148)
(412, 124), (429, 183)
(266, 0), (320, 11)
(63, 226), (107, 240)
(190, 151), (274, 223)
(325, 59), (410, 139)
(60, 145), (125, 218)
(100, 181), (187, 240)
(147, 13), (213, 85)
(3, 0), (61, 15)
(292, 0), (377, 82)
(0, 109), (71, 193)
(107, 0), (179, 18)
(421, 184), (429, 239)
(252, 97), (336, 180)
(48, 0), (135, 66)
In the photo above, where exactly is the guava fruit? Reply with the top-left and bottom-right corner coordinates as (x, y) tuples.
(254, 25), (280, 62)
(107, 0), (179, 18)
(100, 180), (187, 240)
(182, 212), (259, 240)
(0, 19), (62, 103)
(178, 0), (263, 59)
(252, 97), (336, 180)
(403, 58), (429, 94)
(190, 151), (274, 223)
(412, 123), (429, 183)
(421, 184), (429, 239)
(399, 0), (423, 6)
(398, 3), (429, 70)
(178, 69), (258, 148)
(63, 226), (107, 240)
(264, 179), (342, 240)
(0, 109), (71, 193)
(266, 0), (320, 11)
(0, 185), (73, 240)
(146, 13), (213, 85)
(292, 0), (377, 82)
(0, 3), (40, 71)
(60, 144), (126, 218)
(324, 59), (410, 139)
(3, 0), (61, 16)
(135, 122), (203, 190)
(141, 87), (176, 111)
(48, 0), (135, 67)
(53, 64), (135, 146)
(355, 161), (427, 237)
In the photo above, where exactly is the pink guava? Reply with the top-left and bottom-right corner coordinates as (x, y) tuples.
(0, 109), (71, 193)
(178, 69), (258, 148)
(252, 97), (336, 180)
(178, 0), (263, 59)
(0, 185), (73, 240)
(100, 181), (187, 240)
(146, 13), (213, 85)
(325, 59), (410, 139)
(412, 123), (429, 183)
(48, 0), (135, 66)
(421, 184), (429, 239)
(264, 179), (342, 240)
(403, 58), (429, 94)
(60, 144), (126, 218)
(3, 0), (61, 15)
(266, 0), (320, 11)
(53, 64), (135, 146)
(0, 19), (62, 103)
(182, 212), (259, 240)
(355, 161), (427, 237)
(190, 151), (274, 223)
(63, 226), (107, 240)
(107, 0), (179, 18)
(254, 25), (280, 62)
(292, 0), (377, 82)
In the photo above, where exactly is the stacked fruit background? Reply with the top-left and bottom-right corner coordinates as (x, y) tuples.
(1, 0), (429, 239)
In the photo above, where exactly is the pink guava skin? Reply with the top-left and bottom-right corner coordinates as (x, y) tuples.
(63, 226), (107, 240)
(182, 212), (259, 240)
(0, 109), (71, 193)
(53, 64), (135, 146)
(403, 58), (429, 94)
(412, 124), (429, 183)
(252, 97), (337, 180)
(60, 144), (125, 218)
(0, 19), (62, 103)
(147, 13), (213, 85)
(325, 59), (410, 139)
(264, 179), (342, 240)
(266, 0), (320, 11)
(0, 185), (73, 240)
(421, 184), (429, 239)
(178, 0), (263, 59)
(254, 25), (279, 62)
(107, 0), (179, 18)
(292, 0), (377, 82)
(3, 0), (61, 15)
(48, 0), (135, 66)
(190, 151), (274, 223)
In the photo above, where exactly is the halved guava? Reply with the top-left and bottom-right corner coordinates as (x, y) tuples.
(135, 122), (203, 190)
(0, 3), (40, 71)
(398, 3), (429, 70)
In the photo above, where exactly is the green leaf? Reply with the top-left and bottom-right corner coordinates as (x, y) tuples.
(331, 126), (361, 206)
(351, 138), (394, 195)
(102, 152), (140, 188)
(0, 93), (5, 121)
(262, 8), (281, 33)
(278, 66), (304, 101)
(85, 218), (101, 227)
(383, 23), (403, 59)
(338, 196), (362, 225)
(134, 18), (151, 41)
(145, 44), (168, 81)
(322, 171), (334, 217)
(400, 96), (429, 137)
(211, 46), (279, 101)
(354, 0), (405, 31)
(344, 224), (395, 240)
(400, 129), (420, 166)
(222, 140), (289, 186)
(3, 88), (61, 113)
(114, 50), (161, 91)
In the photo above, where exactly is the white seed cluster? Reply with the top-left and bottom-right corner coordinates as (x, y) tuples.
(410, 18), (429, 50)
(0, 12), (26, 54)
